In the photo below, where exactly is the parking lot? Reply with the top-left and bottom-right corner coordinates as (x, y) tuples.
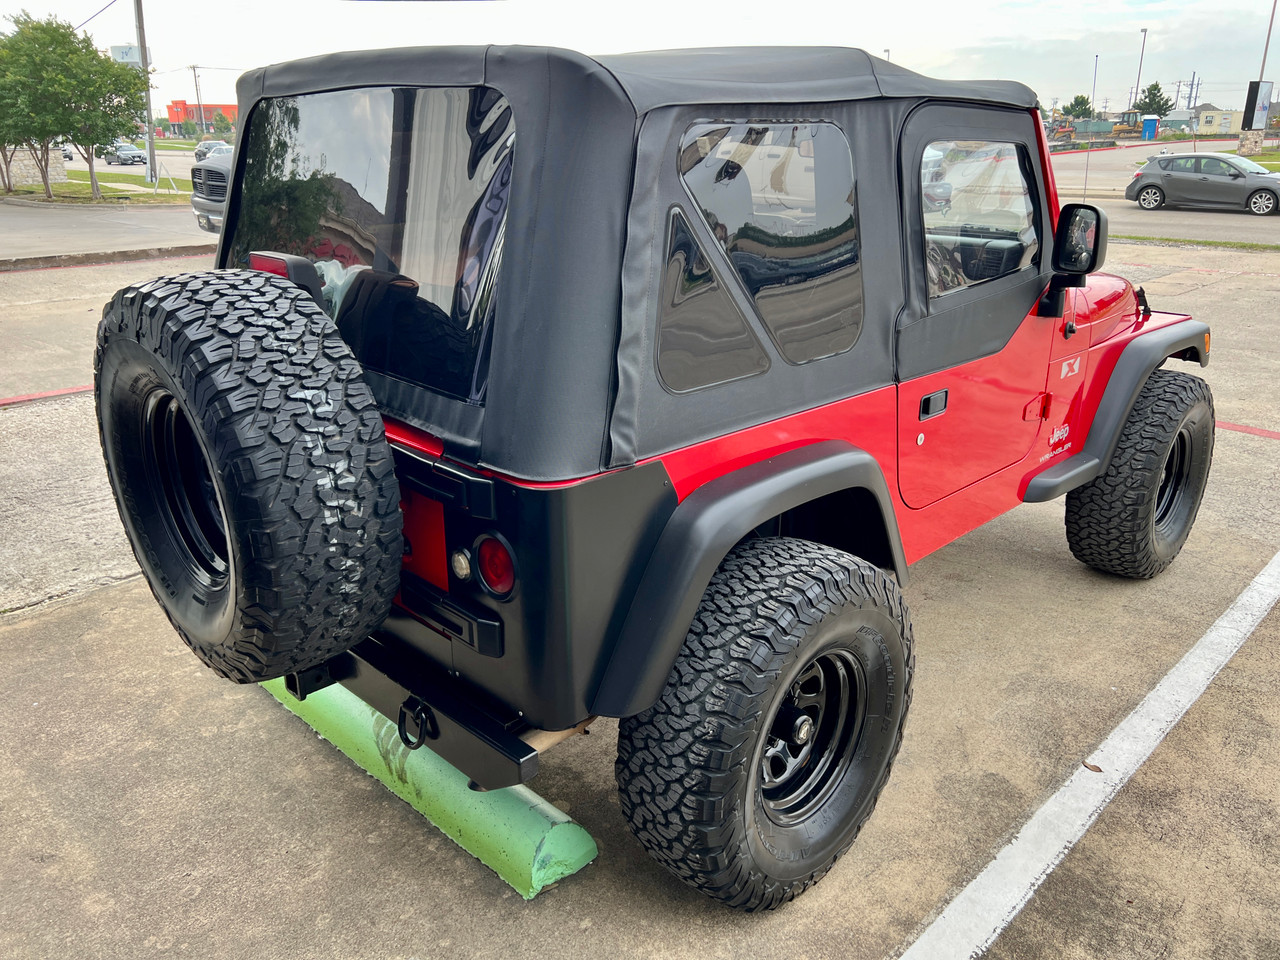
(1, 170), (1277, 957)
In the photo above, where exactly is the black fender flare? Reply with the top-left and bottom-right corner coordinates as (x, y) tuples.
(1023, 319), (1210, 502)
(590, 440), (907, 718)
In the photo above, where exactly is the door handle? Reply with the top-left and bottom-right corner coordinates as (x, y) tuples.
(919, 389), (948, 421)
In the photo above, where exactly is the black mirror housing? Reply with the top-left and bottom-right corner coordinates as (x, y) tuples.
(1053, 203), (1108, 274)
(1039, 203), (1108, 316)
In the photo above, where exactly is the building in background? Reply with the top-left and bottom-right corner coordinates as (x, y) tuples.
(165, 101), (238, 135)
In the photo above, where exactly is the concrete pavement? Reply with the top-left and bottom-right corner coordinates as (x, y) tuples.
(1, 200), (1278, 957)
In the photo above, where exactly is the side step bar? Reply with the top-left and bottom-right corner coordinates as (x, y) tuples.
(285, 636), (538, 790)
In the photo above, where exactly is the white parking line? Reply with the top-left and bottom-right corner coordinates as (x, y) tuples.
(900, 548), (1280, 960)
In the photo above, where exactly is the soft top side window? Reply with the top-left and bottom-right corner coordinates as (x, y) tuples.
(921, 140), (1040, 299)
(676, 121), (864, 365)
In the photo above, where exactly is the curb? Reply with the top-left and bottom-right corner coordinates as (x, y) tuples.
(0, 195), (186, 210)
(0, 244), (217, 273)
(261, 677), (598, 899)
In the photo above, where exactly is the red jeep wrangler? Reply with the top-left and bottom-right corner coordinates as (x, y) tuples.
(95, 46), (1213, 910)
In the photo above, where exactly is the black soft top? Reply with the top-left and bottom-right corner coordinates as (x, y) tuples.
(236, 45), (1037, 117)
(226, 47), (1040, 481)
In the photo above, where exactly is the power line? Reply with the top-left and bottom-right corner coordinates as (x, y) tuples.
(75, 0), (120, 31)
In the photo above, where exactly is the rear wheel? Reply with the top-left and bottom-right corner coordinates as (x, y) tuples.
(1248, 189), (1276, 216)
(1065, 369), (1214, 578)
(1137, 185), (1165, 210)
(96, 270), (403, 682)
(616, 538), (913, 910)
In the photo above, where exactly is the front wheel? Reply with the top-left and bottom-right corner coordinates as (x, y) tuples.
(615, 538), (913, 910)
(1065, 369), (1214, 578)
(1137, 185), (1165, 210)
(1248, 190), (1276, 216)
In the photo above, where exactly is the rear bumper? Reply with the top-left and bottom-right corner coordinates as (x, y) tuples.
(289, 634), (539, 790)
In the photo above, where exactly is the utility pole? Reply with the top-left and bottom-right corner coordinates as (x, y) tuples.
(1174, 79), (1182, 106)
(133, 0), (157, 182)
(190, 66), (206, 137)
(1186, 72), (1197, 110)
(1261, 0), (1277, 81)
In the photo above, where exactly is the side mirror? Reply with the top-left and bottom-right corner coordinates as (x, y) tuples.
(1039, 203), (1108, 316)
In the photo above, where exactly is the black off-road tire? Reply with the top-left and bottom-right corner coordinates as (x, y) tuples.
(1065, 368), (1214, 579)
(615, 538), (913, 910)
(95, 270), (403, 682)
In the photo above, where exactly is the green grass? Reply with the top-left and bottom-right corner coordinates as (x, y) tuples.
(10, 181), (188, 204)
(1112, 233), (1280, 252)
(66, 169), (193, 192)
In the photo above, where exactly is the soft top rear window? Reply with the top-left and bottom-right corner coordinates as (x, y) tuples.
(226, 85), (514, 404)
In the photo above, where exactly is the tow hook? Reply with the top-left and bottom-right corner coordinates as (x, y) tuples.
(397, 696), (439, 750)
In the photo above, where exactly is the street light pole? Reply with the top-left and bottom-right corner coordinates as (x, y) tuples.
(1132, 27), (1149, 109)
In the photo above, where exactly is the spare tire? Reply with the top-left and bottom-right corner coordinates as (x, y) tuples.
(95, 270), (403, 682)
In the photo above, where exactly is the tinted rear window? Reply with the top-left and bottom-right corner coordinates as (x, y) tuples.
(226, 86), (514, 404)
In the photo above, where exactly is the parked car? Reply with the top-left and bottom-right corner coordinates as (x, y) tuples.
(103, 142), (146, 165)
(61, 143), (74, 161)
(194, 139), (229, 161)
(189, 151), (232, 232)
(94, 45), (1213, 911)
(1126, 151), (1280, 215)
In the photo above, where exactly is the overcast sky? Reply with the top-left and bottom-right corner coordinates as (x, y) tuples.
(4, 0), (1277, 117)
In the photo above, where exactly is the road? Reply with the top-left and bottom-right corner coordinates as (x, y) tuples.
(1049, 139), (1280, 243)
(64, 147), (201, 183)
(0, 202), (209, 262)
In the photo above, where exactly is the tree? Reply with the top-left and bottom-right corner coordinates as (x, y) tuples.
(66, 43), (147, 198)
(212, 110), (233, 138)
(0, 31), (20, 192)
(0, 13), (78, 197)
(0, 13), (145, 199)
(182, 118), (197, 138)
(1133, 82), (1175, 116)
(1062, 94), (1094, 120)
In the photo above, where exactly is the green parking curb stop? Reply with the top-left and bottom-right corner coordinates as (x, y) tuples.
(260, 677), (598, 899)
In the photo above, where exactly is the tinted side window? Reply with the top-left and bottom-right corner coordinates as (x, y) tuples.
(678, 122), (863, 364)
(922, 140), (1040, 299)
(657, 210), (771, 393)
(1163, 157), (1196, 173)
(228, 86), (513, 404)
(1201, 157), (1235, 177)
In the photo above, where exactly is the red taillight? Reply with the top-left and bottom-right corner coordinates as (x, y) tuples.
(476, 536), (515, 597)
(248, 252), (289, 277)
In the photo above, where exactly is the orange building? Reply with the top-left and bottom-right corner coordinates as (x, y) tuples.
(166, 100), (239, 131)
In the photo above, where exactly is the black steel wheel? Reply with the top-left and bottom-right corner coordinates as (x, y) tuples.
(1248, 189), (1276, 216)
(1137, 185), (1165, 210)
(616, 538), (913, 910)
(1065, 369), (1214, 578)
(96, 270), (403, 682)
